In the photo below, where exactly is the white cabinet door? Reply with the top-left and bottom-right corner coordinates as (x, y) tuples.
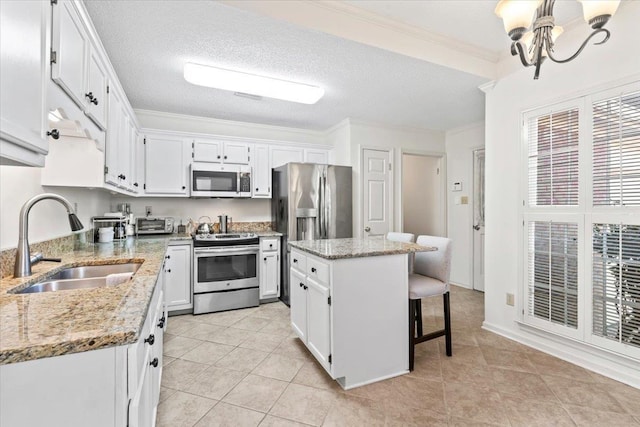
(118, 110), (132, 190)
(128, 346), (154, 427)
(51, 0), (88, 109)
(306, 277), (331, 370)
(223, 141), (250, 165)
(260, 252), (279, 299)
(0, 0), (48, 165)
(193, 139), (222, 163)
(105, 88), (122, 186)
(164, 245), (192, 311)
(130, 127), (140, 193)
(252, 144), (271, 198)
(84, 48), (108, 129)
(271, 146), (304, 169)
(305, 149), (329, 164)
(145, 136), (189, 195)
(290, 268), (307, 342)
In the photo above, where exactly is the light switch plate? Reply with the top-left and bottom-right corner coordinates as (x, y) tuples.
(452, 182), (462, 192)
(506, 293), (515, 306)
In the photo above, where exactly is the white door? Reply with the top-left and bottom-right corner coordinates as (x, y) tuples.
(223, 142), (250, 165)
(363, 148), (391, 237)
(252, 144), (271, 197)
(290, 268), (307, 342)
(145, 136), (188, 195)
(260, 252), (279, 299)
(193, 139), (222, 163)
(164, 245), (192, 311)
(473, 149), (485, 292)
(306, 277), (331, 371)
(271, 146), (304, 169)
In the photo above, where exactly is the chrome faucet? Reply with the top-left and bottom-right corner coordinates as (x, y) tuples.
(14, 193), (84, 278)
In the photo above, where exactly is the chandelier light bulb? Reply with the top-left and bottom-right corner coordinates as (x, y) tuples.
(576, 0), (620, 28)
(495, 0), (543, 40)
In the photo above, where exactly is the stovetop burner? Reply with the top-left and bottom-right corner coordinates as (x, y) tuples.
(194, 232), (257, 240)
(193, 232), (259, 247)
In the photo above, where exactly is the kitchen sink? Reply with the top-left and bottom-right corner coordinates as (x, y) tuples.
(17, 262), (142, 294)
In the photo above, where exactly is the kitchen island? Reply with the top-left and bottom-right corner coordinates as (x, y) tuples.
(288, 236), (434, 389)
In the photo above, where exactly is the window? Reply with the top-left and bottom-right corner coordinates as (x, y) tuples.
(522, 82), (640, 357)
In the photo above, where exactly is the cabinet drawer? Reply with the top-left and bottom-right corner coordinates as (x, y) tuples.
(261, 238), (279, 252)
(290, 251), (307, 273)
(307, 258), (329, 284)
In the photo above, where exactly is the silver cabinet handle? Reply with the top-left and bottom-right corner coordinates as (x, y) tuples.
(364, 226), (371, 232)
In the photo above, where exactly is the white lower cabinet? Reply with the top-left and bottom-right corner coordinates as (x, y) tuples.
(164, 243), (192, 312)
(0, 277), (165, 427)
(259, 237), (280, 300)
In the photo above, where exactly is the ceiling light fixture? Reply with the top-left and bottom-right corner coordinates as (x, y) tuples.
(495, 0), (620, 79)
(183, 63), (324, 104)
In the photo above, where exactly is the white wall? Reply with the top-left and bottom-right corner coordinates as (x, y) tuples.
(342, 120), (445, 236)
(324, 119), (351, 166)
(402, 154), (443, 238)
(0, 166), (110, 250)
(445, 122), (484, 288)
(484, 1), (640, 386)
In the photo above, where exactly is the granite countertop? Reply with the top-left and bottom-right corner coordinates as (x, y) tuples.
(0, 234), (189, 365)
(288, 236), (435, 260)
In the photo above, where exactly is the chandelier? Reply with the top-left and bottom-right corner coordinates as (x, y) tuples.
(495, 0), (621, 79)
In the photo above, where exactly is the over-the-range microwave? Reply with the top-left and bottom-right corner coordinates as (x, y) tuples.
(190, 162), (251, 198)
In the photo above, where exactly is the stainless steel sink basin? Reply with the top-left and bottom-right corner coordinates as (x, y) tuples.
(47, 263), (141, 280)
(17, 262), (142, 294)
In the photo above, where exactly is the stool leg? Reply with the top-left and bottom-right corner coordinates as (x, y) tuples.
(416, 300), (423, 337)
(443, 292), (452, 357)
(409, 299), (415, 371)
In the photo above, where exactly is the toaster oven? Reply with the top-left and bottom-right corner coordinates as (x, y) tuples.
(135, 217), (175, 235)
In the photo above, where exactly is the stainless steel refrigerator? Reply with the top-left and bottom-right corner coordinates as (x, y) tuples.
(272, 163), (352, 305)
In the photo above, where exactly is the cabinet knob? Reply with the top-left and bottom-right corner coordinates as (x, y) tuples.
(293, 259), (298, 263)
(134, 182), (139, 187)
(269, 244), (273, 248)
(299, 283), (304, 287)
(144, 334), (155, 345)
(224, 155), (227, 159)
(217, 155), (221, 159)
(303, 285), (308, 290)
(166, 269), (171, 273)
(311, 267), (317, 273)
(165, 255), (170, 259)
(122, 175), (126, 180)
(157, 316), (165, 328)
(91, 98), (98, 105)
(182, 186), (186, 190)
(264, 257), (267, 261)
(256, 188), (259, 191)
(47, 129), (60, 140)
(150, 357), (159, 368)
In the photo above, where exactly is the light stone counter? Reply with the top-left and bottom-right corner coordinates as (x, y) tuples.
(0, 235), (189, 365)
(288, 235), (434, 260)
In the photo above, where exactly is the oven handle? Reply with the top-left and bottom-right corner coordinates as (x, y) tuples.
(194, 246), (259, 255)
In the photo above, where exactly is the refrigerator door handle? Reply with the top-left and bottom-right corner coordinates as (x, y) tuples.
(322, 174), (328, 238)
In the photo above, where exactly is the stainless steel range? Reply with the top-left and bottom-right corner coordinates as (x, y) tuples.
(193, 233), (260, 314)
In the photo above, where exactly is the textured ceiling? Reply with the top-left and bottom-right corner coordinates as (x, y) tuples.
(84, 1), (489, 131)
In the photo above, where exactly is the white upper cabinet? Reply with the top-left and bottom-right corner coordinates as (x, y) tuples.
(271, 146), (304, 169)
(0, 1), (49, 166)
(105, 87), (122, 186)
(144, 135), (190, 196)
(305, 149), (329, 164)
(51, 0), (88, 109)
(84, 48), (108, 129)
(193, 138), (250, 165)
(252, 144), (271, 198)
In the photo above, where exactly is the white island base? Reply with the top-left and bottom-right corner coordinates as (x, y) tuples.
(289, 247), (410, 389)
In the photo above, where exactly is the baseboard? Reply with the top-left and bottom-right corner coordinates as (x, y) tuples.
(482, 321), (640, 389)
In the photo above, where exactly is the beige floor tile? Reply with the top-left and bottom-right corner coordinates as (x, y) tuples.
(491, 368), (557, 402)
(564, 404), (640, 426)
(444, 382), (510, 426)
(180, 341), (235, 365)
(239, 331), (286, 353)
(208, 327), (253, 346)
(197, 310), (250, 327)
(527, 351), (595, 381)
(156, 390), (217, 427)
(438, 342), (487, 366)
(180, 322), (227, 342)
(447, 416), (505, 427)
(252, 353), (305, 382)
(163, 355), (176, 367)
(159, 386), (177, 404)
(222, 374), (288, 413)
(386, 375), (446, 414)
(162, 359), (209, 390)
(292, 360), (341, 391)
(606, 386), (640, 416)
(195, 402), (265, 427)
(259, 319), (294, 337)
(406, 352), (443, 382)
(269, 383), (337, 426)
(480, 346), (537, 373)
(163, 335), (204, 358)
(258, 415), (310, 427)
(215, 347), (270, 372)
(542, 375), (627, 413)
(272, 336), (315, 361)
(385, 407), (448, 427)
(322, 394), (385, 427)
(181, 366), (247, 400)
(501, 395), (575, 426)
(475, 329), (533, 353)
(166, 315), (200, 335)
(230, 316), (272, 331)
(441, 359), (495, 386)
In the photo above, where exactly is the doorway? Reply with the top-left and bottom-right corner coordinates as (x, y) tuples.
(473, 148), (485, 292)
(401, 153), (445, 237)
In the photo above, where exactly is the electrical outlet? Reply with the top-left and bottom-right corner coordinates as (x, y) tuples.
(506, 293), (515, 306)
(145, 206), (152, 216)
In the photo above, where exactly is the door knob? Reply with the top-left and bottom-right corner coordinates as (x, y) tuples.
(364, 226), (371, 232)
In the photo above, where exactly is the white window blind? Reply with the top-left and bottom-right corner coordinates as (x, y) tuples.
(593, 91), (640, 206)
(527, 221), (578, 328)
(592, 223), (640, 348)
(527, 108), (579, 206)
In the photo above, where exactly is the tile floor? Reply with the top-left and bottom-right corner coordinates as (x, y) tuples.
(158, 285), (640, 426)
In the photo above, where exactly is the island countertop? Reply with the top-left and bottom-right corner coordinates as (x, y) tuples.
(0, 235), (190, 365)
(288, 236), (435, 260)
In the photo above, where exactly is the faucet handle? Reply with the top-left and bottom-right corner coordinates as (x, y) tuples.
(29, 252), (61, 265)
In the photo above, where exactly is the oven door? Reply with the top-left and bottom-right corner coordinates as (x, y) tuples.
(194, 246), (259, 293)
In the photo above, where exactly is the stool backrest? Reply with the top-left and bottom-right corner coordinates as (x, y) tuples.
(386, 232), (415, 243)
(415, 235), (452, 286)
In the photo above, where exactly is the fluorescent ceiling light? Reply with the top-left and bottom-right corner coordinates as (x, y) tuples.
(184, 63), (324, 105)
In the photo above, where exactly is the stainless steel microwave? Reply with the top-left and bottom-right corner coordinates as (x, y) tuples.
(190, 162), (251, 198)
(135, 216), (175, 235)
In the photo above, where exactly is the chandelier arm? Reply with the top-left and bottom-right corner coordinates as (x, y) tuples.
(546, 28), (611, 64)
(511, 41), (534, 67)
